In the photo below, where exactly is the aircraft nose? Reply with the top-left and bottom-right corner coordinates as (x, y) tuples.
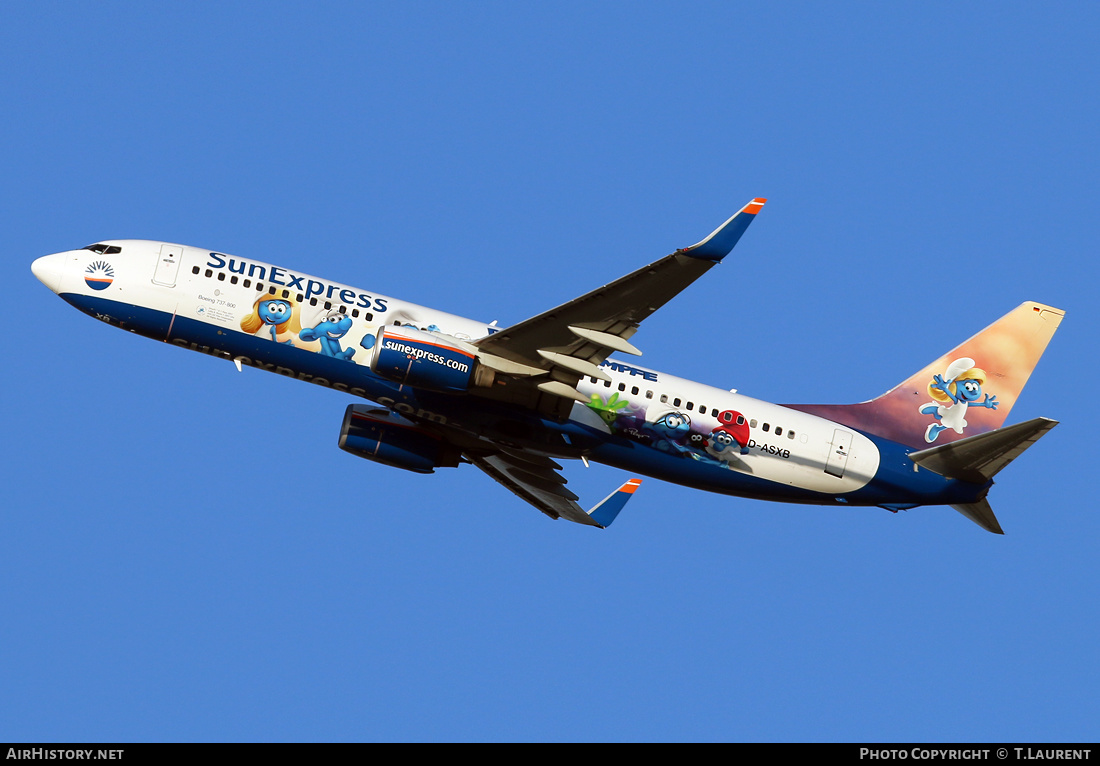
(31, 253), (66, 293)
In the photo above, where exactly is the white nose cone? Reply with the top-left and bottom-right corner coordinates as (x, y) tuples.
(31, 253), (65, 293)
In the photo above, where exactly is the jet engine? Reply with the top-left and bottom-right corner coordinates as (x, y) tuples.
(338, 404), (460, 474)
(369, 325), (494, 393)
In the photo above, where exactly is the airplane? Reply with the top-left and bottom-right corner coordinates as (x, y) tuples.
(30, 198), (1064, 533)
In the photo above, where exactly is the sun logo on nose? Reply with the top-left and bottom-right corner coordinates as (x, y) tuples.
(85, 260), (115, 290)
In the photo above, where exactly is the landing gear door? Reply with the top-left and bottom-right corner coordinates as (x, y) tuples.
(153, 244), (184, 287)
(825, 429), (853, 478)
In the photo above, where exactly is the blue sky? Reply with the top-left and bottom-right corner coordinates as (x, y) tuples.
(3, 2), (1098, 742)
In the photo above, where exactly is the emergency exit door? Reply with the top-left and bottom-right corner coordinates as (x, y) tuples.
(825, 429), (853, 478)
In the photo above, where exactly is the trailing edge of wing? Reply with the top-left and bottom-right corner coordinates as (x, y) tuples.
(467, 452), (640, 528)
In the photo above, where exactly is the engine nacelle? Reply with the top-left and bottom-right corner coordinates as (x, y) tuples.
(338, 404), (460, 474)
(369, 325), (485, 393)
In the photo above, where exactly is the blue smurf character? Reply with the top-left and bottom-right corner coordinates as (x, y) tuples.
(707, 430), (748, 463)
(299, 309), (356, 360)
(240, 295), (300, 344)
(644, 410), (695, 456)
(919, 357), (998, 443)
(708, 410), (751, 461)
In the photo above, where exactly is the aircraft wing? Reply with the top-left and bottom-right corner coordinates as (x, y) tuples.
(473, 198), (766, 413)
(465, 450), (642, 528)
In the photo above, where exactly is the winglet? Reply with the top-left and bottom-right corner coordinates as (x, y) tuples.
(678, 197), (767, 261)
(587, 478), (643, 528)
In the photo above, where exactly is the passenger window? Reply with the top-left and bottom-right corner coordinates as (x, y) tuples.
(687, 402), (694, 410)
(673, 398), (681, 407)
(788, 430), (796, 440)
(217, 272), (225, 281)
(191, 266), (200, 275)
(631, 386), (639, 395)
(204, 269), (212, 278)
(660, 394), (668, 403)
(645, 391), (653, 399)
(775, 427), (783, 436)
(603, 379), (611, 388)
(749, 419), (757, 428)
(243, 279), (251, 288)
(618, 383), (626, 392)
(762, 423), (770, 432)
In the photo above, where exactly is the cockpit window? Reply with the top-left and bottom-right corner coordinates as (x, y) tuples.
(83, 243), (122, 255)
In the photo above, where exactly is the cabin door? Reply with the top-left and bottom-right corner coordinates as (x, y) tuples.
(153, 245), (184, 287)
(825, 429), (853, 478)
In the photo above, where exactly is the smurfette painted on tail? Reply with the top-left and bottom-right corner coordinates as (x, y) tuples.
(919, 357), (999, 443)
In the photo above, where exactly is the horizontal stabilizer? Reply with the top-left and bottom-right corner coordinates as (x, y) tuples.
(909, 417), (1057, 535)
(950, 498), (1004, 535)
(909, 417), (1058, 484)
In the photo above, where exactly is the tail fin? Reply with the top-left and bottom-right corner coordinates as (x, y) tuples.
(787, 302), (1064, 450)
(908, 417), (1058, 533)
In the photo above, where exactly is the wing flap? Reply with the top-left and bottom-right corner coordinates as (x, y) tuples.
(467, 452), (595, 525)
